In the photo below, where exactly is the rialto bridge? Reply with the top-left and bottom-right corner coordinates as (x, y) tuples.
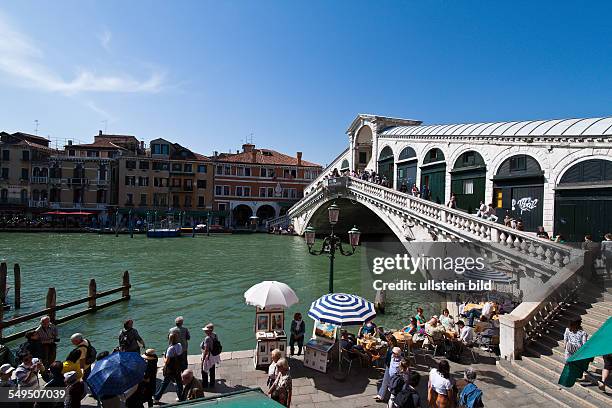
(287, 113), (612, 360)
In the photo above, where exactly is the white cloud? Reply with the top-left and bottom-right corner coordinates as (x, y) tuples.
(98, 29), (112, 52)
(0, 12), (165, 94)
(84, 100), (116, 121)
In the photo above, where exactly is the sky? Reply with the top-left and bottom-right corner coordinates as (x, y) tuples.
(1, 1), (612, 166)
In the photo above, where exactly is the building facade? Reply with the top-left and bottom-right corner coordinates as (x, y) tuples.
(212, 143), (322, 228)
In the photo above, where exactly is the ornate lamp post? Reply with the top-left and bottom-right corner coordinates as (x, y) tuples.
(304, 203), (361, 293)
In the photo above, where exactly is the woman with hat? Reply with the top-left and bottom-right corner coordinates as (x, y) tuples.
(141, 349), (158, 407)
(201, 323), (221, 389)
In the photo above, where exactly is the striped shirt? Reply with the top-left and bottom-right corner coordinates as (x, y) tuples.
(35, 324), (58, 344)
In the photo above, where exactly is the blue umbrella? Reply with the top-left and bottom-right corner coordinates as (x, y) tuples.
(86, 352), (146, 397)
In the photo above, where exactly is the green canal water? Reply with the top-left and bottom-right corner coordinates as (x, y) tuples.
(0, 233), (436, 359)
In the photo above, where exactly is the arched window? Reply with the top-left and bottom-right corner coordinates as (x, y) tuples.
(340, 159), (349, 170)
(398, 147), (416, 162)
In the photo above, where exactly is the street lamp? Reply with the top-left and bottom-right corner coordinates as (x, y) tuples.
(304, 204), (361, 293)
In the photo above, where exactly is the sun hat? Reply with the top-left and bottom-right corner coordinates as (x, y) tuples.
(202, 323), (214, 332)
(0, 364), (14, 374)
(142, 349), (157, 360)
(392, 347), (402, 355)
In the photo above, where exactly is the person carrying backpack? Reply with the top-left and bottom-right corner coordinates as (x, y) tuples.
(118, 319), (145, 353)
(70, 333), (96, 380)
(389, 362), (422, 408)
(458, 368), (484, 408)
(201, 323), (221, 389)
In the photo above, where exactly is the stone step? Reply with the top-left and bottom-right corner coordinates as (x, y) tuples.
(584, 301), (612, 315)
(497, 359), (601, 408)
(549, 314), (603, 335)
(567, 303), (612, 322)
(562, 306), (609, 326)
(519, 354), (612, 407)
(524, 346), (603, 381)
(527, 341), (605, 371)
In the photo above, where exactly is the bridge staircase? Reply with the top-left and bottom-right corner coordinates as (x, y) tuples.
(498, 273), (612, 407)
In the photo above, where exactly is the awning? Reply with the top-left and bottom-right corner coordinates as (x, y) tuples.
(164, 388), (283, 407)
(42, 211), (94, 216)
(559, 316), (612, 387)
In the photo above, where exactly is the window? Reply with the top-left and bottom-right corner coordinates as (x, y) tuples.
(462, 152), (476, 166)
(218, 203), (227, 211)
(236, 186), (243, 197)
(259, 187), (274, 197)
(152, 143), (169, 155)
(216, 165), (223, 175)
(215, 185), (230, 196)
(243, 186), (251, 197)
(126, 160), (136, 170)
(96, 189), (106, 204)
(172, 195), (180, 208)
(22, 150), (30, 161)
(359, 152), (367, 164)
(139, 161), (150, 170)
(282, 188), (297, 199)
(429, 150), (438, 161)
(2, 150), (9, 161)
(68, 149), (75, 157)
(509, 155), (527, 172)
(197, 164), (207, 173)
(138, 177), (149, 187)
(184, 164), (193, 173)
(224, 165), (231, 175)
(152, 161), (169, 171)
(126, 193), (134, 205)
(172, 163), (182, 172)
(304, 169), (318, 179)
(198, 196), (205, 207)
(154, 177), (168, 187)
(139, 194), (147, 206)
(236, 167), (251, 176)
(224, 186), (230, 195)
(86, 151), (99, 157)
(172, 178), (181, 187)
(153, 193), (167, 206)
(184, 179), (193, 190)
(21, 168), (28, 180)
(125, 176), (136, 186)
(283, 169), (297, 178)
(184, 195), (192, 208)
(1, 168), (8, 179)
(197, 179), (207, 189)
(463, 180), (474, 195)
(261, 168), (274, 178)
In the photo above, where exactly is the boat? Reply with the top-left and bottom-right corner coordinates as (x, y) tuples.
(146, 228), (182, 238)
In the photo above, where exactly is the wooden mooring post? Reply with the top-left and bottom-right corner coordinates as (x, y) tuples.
(0, 271), (131, 343)
(0, 262), (6, 305)
(14, 263), (21, 309)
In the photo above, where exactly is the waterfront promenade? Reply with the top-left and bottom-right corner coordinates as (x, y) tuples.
(80, 350), (554, 408)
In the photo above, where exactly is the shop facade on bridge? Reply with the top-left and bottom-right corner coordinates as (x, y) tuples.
(316, 114), (612, 240)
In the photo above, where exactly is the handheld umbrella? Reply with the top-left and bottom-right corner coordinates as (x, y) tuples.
(86, 352), (146, 397)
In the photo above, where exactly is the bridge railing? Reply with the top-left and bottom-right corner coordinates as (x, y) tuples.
(265, 215), (291, 230)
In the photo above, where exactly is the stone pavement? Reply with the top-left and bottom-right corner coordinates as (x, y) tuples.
(82, 349), (558, 407)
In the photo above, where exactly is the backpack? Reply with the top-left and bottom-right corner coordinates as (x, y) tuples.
(389, 373), (405, 395)
(394, 387), (418, 408)
(211, 336), (222, 356)
(458, 383), (483, 408)
(119, 329), (135, 351)
(80, 340), (97, 365)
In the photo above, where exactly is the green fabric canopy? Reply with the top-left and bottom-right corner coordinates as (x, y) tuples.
(558, 316), (612, 387)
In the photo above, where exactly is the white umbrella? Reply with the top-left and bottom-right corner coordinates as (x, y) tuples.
(244, 281), (299, 308)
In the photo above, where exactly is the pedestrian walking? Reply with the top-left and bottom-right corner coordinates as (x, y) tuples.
(289, 313), (305, 356)
(154, 332), (183, 403)
(200, 323), (221, 389)
(169, 316), (191, 370)
(118, 319), (145, 353)
(141, 349), (158, 407)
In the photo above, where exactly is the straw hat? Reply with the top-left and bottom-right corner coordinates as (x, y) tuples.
(202, 323), (214, 332)
(142, 349), (157, 360)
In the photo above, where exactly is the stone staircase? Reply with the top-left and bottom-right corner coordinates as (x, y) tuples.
(499, 276), (612, 407)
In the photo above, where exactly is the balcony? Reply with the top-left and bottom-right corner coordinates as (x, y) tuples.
(68, 178), (90, 186)
(49, 202), (108, 210)
(96, 179), (109, 186)
(49, 178), (62, 185)
(29, 200), (49, 208)
(31, 176), (49, 184)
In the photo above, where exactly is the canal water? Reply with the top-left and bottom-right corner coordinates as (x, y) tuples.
(0, 233), (436, 358)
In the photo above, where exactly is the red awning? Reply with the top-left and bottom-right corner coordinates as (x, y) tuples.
(41, 211), (94, 216)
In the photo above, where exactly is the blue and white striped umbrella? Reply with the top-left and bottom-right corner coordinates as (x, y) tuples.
(308, 293), (376, 326)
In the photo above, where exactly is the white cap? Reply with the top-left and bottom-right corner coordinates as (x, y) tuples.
(0, 364), (15, 374)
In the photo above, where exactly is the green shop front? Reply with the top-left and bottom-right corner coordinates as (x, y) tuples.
(396, 146), (417, 191)
(377, 146), (394, 185)
(420, 148), (446, 204)
(450, 151), (486, 214)
(166, 389), (283, 407)
(492, 154), (544, 232)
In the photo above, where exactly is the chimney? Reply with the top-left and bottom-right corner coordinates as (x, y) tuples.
(242, 143), (255, 153)
(140, 141), (145, 149)
(99, 130), (103, 136)
(251, 149), (257, 163)
(297, 152), (302, 166)
(67, 140), (73, 146)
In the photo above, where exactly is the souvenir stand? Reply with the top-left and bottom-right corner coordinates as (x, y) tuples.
(303, 320), (338, 373)
(253, 307), (287, 367)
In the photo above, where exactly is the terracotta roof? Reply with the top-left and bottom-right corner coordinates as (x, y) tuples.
(216, 148), (320, 167)
(193, 152), (211, 161)
(68, 139), (127, 150)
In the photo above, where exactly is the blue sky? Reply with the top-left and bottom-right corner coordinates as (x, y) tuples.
(1, 1), (612, 166)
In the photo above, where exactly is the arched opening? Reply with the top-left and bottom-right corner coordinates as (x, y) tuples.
(33, 167), (40, 177)
(20, 189), (28, 204)
(421, 148), (446, 204)
(232, 204), (253, 228)
(377, 146), (394, 186)
(451, 151), (486, 213)
(340, 159), (350, 172)
(32, 189), (40, 201)
(40, 190), (48, 201)
(256, 205), (276, 222)
(0, 189), (8, 203)
(555, 159), (612, 241)
(493, 155), (544, 232)
(354, 126), (373, 171)
(396, 147), (417, 192)
(50, 188), (61, 203)
(41, 168), (48, 177)
(50, 163), (61, 179)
